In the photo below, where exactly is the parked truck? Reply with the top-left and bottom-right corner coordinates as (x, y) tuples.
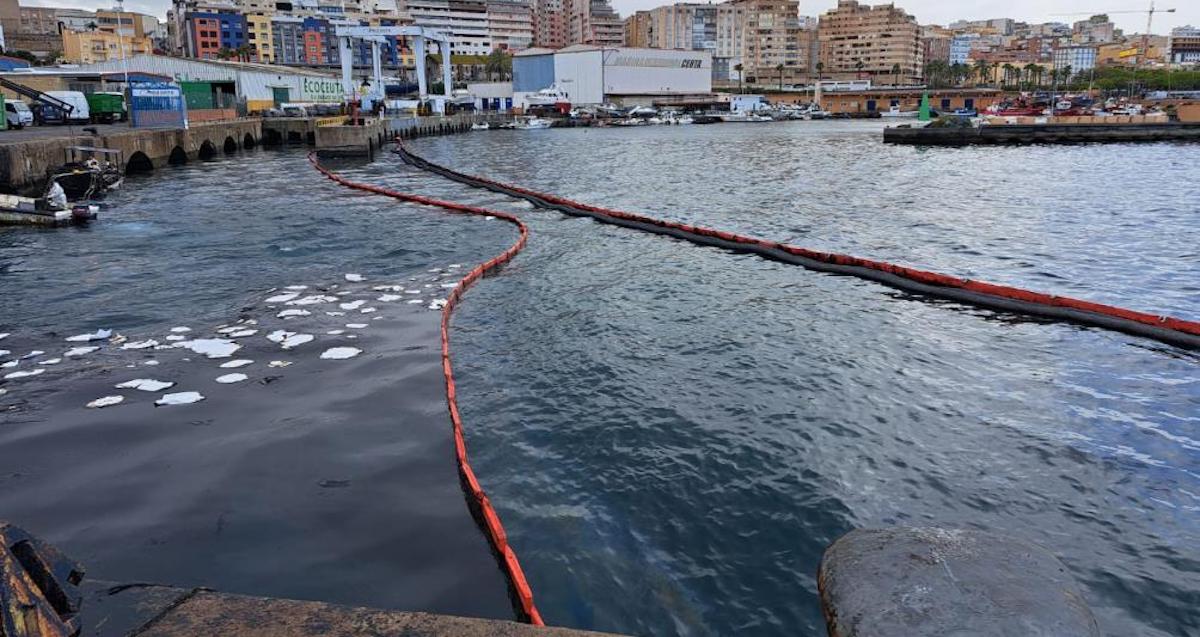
(86, 92), (126, 123)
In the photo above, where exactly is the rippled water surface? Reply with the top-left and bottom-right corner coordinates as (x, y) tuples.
(2, 123), (1198, 637)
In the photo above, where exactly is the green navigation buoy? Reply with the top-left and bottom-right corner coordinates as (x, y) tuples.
(918, 92), (931, 122)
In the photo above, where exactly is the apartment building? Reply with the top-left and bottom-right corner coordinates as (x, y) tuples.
(921, 24), (951, 64)
(819, 0), (921, 82)
(486, 0), (533, 51)
(736, 0), (809, 82)
(569, 0), (622, 47)
(62, 28), (154, 63)
(1169, 25), (1200, 64)
(532, 0), (567, 48)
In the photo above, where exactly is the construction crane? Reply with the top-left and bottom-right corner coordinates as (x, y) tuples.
(1051, 2), (1176, 68)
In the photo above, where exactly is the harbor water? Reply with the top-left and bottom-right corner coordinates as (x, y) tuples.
(1, 120), (1198, 636)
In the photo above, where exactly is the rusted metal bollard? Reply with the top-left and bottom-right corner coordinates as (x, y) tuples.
(1, 523), (84, 637)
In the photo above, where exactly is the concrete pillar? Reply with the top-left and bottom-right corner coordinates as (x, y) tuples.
(414, 37), (427, 100)
(441, 40), (452, 100)
(339, 36), (354, 102)
(371, 41), (383, 98)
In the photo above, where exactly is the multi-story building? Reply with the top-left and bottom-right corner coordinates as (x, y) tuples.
(246, 13), (273, 61)
(486, 0), (533, 51)
(623, 10), (650, 48)
(921, 24), (951, 64)
(1052, 44), (1096, 74)
(1072, 15), (1115, 44)
(1169, 25), (1200, 64)
(532, 0), (567, 48)
(734, 0), (808, 82)
(403, 0), (491, 55)
(948, 32), (977, 64)
(818, 0), (921, 82)
(568, 0), (621, 46)
(62, 28), (154, 63)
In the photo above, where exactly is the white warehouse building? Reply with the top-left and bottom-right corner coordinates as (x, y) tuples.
(513, 45), (712, 107)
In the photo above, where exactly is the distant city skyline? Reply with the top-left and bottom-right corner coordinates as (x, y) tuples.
(18, 0), (1199, 35)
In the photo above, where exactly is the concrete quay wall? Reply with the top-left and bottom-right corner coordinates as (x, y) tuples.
(0, 119), (263, 195)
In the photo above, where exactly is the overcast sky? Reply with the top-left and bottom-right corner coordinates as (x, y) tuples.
(22, 0), (1198, 34)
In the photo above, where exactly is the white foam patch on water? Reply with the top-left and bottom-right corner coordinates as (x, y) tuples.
(143, 360), (159, 366)
(377, 294), (403, 302)
(277, 309), (311, 318)
(228, 329), (258, 338)
(0, 333), (8, 340)
(285, 285), (308, 290)
(326, 329), (345, 335)
(156, 391), (204, 406)
(320, 347), (361, 360)
(268, 360), (292, 368)
(87, 395), (124, 408)
(266, 330), (294, 343)
(345, 273), (365, 282)
(346, 335), (358, 339)
(289, 295), (338, 306)
(38, 358), (62, 365)
(165, 334), (186, 341)
(345, 323), (368, 329)
(265, 292), (300, 304)
(22, 350), (44, 359)
(240, 319), (259, 325)
(428, 300), (447, 310)
(406, 299), (424, 304)
(406, 289), (421, 294)
(427, 268), (441, 273)
(280, 333), (314, 349)
(0, 350), (9, 357)
(339, 300), (365, 310)
(448, 264), (463, 269)
(116, 378), (175, 391)
(66, 329), (112, 342)
(64, 346), (100, 357)
(373, 285), (403, 292)
(215, 373), (248, 384)
(220, 359), (254, 368)
(175, 339), (240, 359)
(216, 326), (242, 334)
(360, 307), (376, 314)
(440, 283), (458, 289)
(485, 215), (496, 220)
(122, 340), (159, 350)
(170, 326), (191, 333)
(2, 361), (18, 369)
(325, 311), (346, 316)
(4, 369), (44, 380)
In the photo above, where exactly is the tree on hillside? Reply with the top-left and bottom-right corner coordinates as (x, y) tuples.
(484, 49), (511, 81)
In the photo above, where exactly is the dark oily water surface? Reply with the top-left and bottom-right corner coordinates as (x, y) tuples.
(406, 125), (1200, 637)
(0, 150), (518, 618)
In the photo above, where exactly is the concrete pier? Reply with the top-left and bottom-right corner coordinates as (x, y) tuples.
(0, 120), (263, 195)
(77, 580), (626, 637)
(883, 122), (1200, 146)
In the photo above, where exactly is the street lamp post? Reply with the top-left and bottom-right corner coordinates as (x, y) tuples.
(115, 0), (131, 126)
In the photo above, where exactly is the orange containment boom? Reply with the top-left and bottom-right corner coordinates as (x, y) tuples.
(307, 153), (544, 625)
(393, 143), (1200, 351)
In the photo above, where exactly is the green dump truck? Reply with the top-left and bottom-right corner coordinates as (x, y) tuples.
(86, 92), (126, 124)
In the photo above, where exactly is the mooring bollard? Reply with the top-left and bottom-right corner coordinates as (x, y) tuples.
(818, 527), (1100, 637)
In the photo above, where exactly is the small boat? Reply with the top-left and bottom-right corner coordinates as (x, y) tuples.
(722, 112), (772, 123)
(46, 146), (124, 202)
(944, 108), (977, 118)
(879, 105), (919, 118)
(0, 185), (97, 227)
(525, 85), (571, 114)
(470, 122), (490, 131)
(512, 116), (552, 130)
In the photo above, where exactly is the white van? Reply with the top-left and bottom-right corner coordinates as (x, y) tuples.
(4, 99), (33, 128)
(45, 91), (90, 124)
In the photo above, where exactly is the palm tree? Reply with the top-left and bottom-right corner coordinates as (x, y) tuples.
(815, 61), (824, 85)
(973, 59), (991, 86)
(484, 49), (511, 81)
(854, 58), (865, 80)
(891, 62), (901, 86)
(734, 63), (744, 94)
(1031, 64), (1045, 88)
(1001, 63), (1015, 88)
(1022, 63), (1037, 89)
(776, 63), (785, 91)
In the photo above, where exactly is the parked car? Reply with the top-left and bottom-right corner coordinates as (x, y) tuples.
(4, 99), (33, 128)
(86, 92), (126, 123)
(43, 91), (91, 124)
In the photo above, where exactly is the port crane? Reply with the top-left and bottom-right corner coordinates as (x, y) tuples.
(333, 25), (453, 113)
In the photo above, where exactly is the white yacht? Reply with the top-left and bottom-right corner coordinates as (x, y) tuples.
(880, 105), (919, 118)
(512, 116), (553, 130)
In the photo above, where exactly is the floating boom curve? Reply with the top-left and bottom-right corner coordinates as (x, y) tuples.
(307, 153), (544, 626)
(394, 143), (1200, 351)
